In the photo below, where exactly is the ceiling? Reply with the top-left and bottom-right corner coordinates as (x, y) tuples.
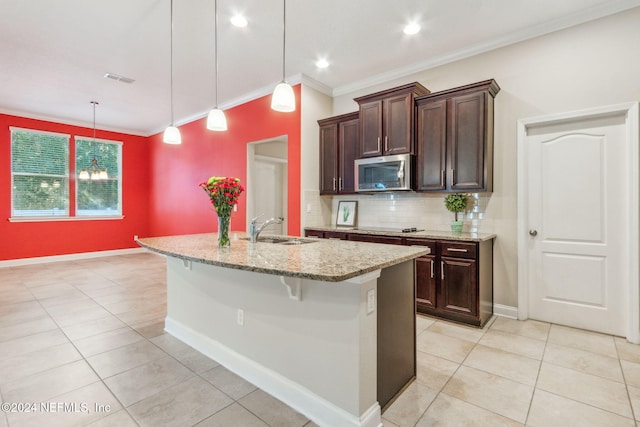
(1, 0), (639, 136)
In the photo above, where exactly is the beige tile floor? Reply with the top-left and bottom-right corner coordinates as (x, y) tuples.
(0, 252), (639, 426)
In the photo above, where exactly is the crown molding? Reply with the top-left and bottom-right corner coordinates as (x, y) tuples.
(0, 107), (147, 137)
(333, 0), (640, 97)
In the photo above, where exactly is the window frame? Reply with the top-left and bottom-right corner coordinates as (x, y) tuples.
(74, 136), (123, 218)
(9, 127), (71, 220)
(8, 127), (125, 222)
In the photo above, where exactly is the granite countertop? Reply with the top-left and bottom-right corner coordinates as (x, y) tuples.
(137, 232), (430, 283)
(305, 226), (496, 242)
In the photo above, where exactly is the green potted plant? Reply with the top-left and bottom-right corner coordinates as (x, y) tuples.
(444, 193), (469, 234)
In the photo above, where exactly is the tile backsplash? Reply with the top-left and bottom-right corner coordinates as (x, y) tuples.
(304, 191), (493, 234)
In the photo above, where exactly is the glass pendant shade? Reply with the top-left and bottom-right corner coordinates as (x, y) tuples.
(207, 108), (228, 131)
(90, 170), (101, 180)
(78, 169), (90, 180)
(99, 169), (109, 180)
(163, 125), (181, 144)
(271, 82), (296, 112)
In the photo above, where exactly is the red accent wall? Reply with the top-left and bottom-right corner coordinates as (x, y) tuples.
(147, 86), (301, 237)
(0, 113), (150, 260)
(0, 86), (302, 260)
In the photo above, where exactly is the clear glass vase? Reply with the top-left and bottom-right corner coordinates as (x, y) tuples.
(217, 215), (231, 248)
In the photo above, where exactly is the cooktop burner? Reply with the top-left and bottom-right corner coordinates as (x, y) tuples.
(357, 227), (424, 233)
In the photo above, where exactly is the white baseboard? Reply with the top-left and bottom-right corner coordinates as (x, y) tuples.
(165, 317), (382, 427)
(0, 247), (151, 268)
(493, 304), (518, 319)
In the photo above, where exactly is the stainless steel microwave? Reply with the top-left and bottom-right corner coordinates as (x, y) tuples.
(355, 153), (413, 192)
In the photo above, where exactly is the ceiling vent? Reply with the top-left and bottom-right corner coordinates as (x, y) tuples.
(104, 72), (135, 84)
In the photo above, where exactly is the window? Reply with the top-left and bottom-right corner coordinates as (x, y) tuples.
(75, 137), (122, 217)
(10, 128), (70, 217)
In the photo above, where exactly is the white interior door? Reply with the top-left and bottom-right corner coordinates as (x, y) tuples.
(253, 159), (285, 235)
(524, 113), (630, 336)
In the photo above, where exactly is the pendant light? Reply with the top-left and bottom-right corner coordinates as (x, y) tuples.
(207, 0), (227, 131)
(163, 0), (182, 144)
(79, 101), (108, 181)
(271, 0), (295, 112)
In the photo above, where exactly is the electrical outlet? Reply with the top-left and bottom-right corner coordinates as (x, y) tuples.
(133, 234), (138, 241)
(233, 204), (237, 212)
(367, 289), (375, 314)
(237, 308), (244, 326)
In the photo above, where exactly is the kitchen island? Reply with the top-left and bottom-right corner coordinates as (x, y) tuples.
(137, 233), (429, 427)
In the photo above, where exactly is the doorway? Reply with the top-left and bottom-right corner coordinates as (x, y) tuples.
(517, 103), (639, 341)
(246, 136), (288, 235)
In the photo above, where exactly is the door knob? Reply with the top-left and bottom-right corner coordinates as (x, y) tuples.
(529, 229), (538, 236)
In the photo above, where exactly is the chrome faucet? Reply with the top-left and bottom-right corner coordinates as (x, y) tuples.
(249, 216), (284, 243)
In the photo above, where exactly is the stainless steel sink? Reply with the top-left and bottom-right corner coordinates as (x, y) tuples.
(241, 237), (316, 245)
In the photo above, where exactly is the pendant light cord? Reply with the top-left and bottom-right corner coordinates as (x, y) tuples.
(214, 0), (219, 107)
(282, 0), (286, 83)
(170, 0), (175, 126)
(91, 101), (98, 158)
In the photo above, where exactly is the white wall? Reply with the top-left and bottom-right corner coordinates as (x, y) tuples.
(325, 8), (640, 308)
(300, 85), (333, 232)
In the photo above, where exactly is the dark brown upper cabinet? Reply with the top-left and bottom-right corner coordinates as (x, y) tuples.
(318, 112), (359, 195)
(355, 82), (430, 157)
(416, 79), (500, 192)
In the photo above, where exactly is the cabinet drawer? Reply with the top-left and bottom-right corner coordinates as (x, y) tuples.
(404, 238), (436, 253)
(324, 231), (349, 240)
(439, 241), (477, 259)
(349, 234), (403, 245)
(304, 230), (324, 238)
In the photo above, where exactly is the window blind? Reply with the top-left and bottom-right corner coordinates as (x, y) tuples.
(11, 128), (69, 217)
(75, 138), (122, 216)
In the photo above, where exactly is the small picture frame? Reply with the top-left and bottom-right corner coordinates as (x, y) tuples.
(336, 201), (357, 227)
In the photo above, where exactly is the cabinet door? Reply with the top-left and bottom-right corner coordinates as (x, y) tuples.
(416, 99), (447, 191)
(319, 123), (338, 194)
(384, 93), (413, 155)
(415, 255), (437, 311)
(339, 118), (359, 193)
(448, 91), (487, 191)
(440, 256), (478, 318)
(359, 100), (383, 157)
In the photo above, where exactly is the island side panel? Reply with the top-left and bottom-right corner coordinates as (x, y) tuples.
(377, 259), (416, 410)
(164, 256), (380, 427)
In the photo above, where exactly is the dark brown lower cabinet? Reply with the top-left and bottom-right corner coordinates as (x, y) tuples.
(304, 229), (494, 327)
(407, 238), (493, 327)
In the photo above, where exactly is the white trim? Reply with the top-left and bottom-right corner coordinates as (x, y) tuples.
(74, 136), (123, 145)
(3, 110), (146, 137)
(493, 304), (518, 319)
(9, 126), (70, 138)
(165, 317), (382, 427)
(8, 215), (124, 222)
(0, 247), (149, 268)
(517, 102), (640, 342)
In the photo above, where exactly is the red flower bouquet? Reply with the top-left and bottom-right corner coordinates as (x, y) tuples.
(199, 176), (245, 247)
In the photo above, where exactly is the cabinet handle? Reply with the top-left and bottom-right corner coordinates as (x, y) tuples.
(332, 177), (337, 191)
(452, 169), (456, 184)
(377, 137), (381, 153)
(441, 170), (445, 187)
(441, 261), (445, 280)
(339, 177), (343, 190)
(385, 136), (389, 152)
(430, 260), (434, 279)
(447, 248), (468, 253)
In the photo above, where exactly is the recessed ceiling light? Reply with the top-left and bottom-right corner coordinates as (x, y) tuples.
(315, 58), (329, 69)
(230, 15), (248, 28)
(403, 22), (420, 35)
